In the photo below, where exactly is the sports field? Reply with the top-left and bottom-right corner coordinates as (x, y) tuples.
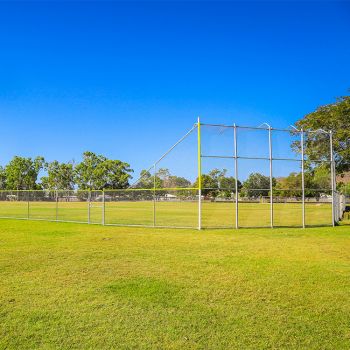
(0, 219), (349, 349)
(0, 200), (333, 228)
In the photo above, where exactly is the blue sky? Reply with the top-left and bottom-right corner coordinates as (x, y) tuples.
(0, 1), (349, 181)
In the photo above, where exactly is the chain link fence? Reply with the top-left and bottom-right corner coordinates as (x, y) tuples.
(0, 119), (347, 229)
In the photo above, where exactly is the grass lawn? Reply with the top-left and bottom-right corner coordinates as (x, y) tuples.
(0, 219), (349, 349)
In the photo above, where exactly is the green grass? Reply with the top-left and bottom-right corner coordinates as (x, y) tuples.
(0, 219), (349, 349)
(0, 200), (333, 228)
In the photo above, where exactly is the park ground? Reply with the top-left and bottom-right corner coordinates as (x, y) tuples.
(0, 219), (349, 349)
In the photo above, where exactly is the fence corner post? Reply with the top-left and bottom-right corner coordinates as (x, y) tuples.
(197, 116), (202, 230)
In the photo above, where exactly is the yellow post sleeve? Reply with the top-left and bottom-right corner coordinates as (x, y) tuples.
(197, 117), (202, 190)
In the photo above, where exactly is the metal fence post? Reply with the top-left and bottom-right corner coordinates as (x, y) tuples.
(153, 164), (156, 227)
(301, 129), (305, 228)
(27, 190), (30, 220)
(88, 190), (91, 224)
(330, 130), (335, 226)
(197, 117), (202, 230)
(102, 189), (105, 225)
(268, 126), (273, 228)
(234, 124), (239, 229)
(55, 190), (58, 221)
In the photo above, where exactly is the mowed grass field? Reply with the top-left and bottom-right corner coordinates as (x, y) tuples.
(0, 200), (333, 228)
(1, 219), (350, 349)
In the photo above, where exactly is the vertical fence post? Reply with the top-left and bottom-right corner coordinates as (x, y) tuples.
(268, 126), (274, 228)
(55, 190), (58, 222)
(197, 117), (202, 230)
(234, 124), (239, 229)
(27, 190), (30, 220)
(102, 189), (105, 225)
(301, 129), (305, 228)
(330, 130), (335, 226)
(88, 190), (91, 224)
(153, 164), (156, 227)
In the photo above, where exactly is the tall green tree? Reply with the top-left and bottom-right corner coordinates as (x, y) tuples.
(294, 94), (350, 173)
(167, 175), (191, 188)
(134, 169), (162, 189)
(220, 176), (242, 198)
(5, 156), (45, 190)
(156, 168), (191, 188)
(274, 172), (318, 198)
(74, 151), (133, 190)
(41, 161), (75, 190)
(193, 174), (219, 197)
(241, 173), (276, 198)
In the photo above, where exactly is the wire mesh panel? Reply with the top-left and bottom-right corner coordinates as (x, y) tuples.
(0, 190), (28, 219)
(57, 190), (89, 223)
(238, 159), (271, 228)
(201, 189), (236, 228)
(155, 189), (198, 228)
(237, 127), (270, 159)
(272, 159), (303, 227)
(272, 129), (301, 161)
(200, 155), (236, 228)
(305, 190), (333, 226)
(201, 125), (234, 157)
(273, 190), (303, 227)
(28, 190), (56, 221)
(89, 190), (103, 224)
(303, 131), (333, 226)
(104, 189), (154, 226)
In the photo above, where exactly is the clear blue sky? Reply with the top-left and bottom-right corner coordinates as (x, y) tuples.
(0, 1), (349, 181)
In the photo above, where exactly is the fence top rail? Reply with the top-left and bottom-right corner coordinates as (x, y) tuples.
(201, 123), (331, 134)
(0, 188), (199, 193)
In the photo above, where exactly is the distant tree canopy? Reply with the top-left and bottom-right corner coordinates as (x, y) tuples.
(74, 151), (133, 190)
(294, 94), (350, 173)
(41, 161), (75, 191)
(5, 156), (45, 190)
(240, 173), (276, 198)
(0, 152), (133, 191)
(193, 168), (242, 198)
(135, 169), (162, 189)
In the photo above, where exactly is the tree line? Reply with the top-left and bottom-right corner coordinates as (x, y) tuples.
(0, 93), (348, 195)
(0, 152), (133, 191)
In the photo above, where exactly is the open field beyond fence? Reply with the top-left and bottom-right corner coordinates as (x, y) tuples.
(0, 200), (334, 228)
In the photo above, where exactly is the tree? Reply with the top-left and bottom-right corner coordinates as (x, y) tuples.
(156, 168), (171, 187)
(220, 176), (242, 198)
(74, 151), (133, 190)
(313, 165), (331, 190)
(193, 169), (242, 198)
(208, 168), (227, 188)
(274, 169), (330, 198)
(241, 173), (276, 198)
(193, 174), (218, 198)
(338, 182), (350, 196)
(274, 172), (314, 198)
(167, 176), (191, 188)
(294, 94), (350, 174)
(134, 169), (162, 189)
(41, 161), (75, 190)
(5, 156), (45, 190)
